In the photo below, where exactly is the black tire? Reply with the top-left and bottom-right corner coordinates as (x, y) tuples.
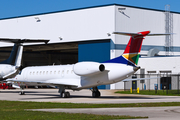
(96, 91), (101, 97)
(61, 92), (65, 98)
(19, 91), (25, 95)
(92, 91), (101, 98)
(92, 91), (96, 98)
(66, 92), (70, 98)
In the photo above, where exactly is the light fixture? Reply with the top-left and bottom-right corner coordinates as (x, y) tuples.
(59, 37), (63, 40)
(107, 33), (111, 36)
(35, 17), (41, 22)
(118, 8), (130, 18)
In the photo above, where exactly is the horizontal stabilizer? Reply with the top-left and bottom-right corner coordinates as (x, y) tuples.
(113, 32), (171, 36)
(3, 70), (19, 79)
(0, 38), (49, 44)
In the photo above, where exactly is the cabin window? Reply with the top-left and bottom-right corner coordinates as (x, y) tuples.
(71, 70), (73, 74)
(29, 72), (31, 75)
(40, 71), (42, 75)
(36, 71), (38, 75)
(43, 71), (45, 74)
(33, 72), (35, 75)
(46, 71), (48, 74)
(58, 71), (60, 74)
(54, 71), (56, 74)
(50, 71), (52, 74)
(62, 70), (64, 77)
(67, 70), (69, 74)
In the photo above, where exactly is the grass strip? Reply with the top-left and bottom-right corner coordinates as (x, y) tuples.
(115, 90), (180, 96)
(0, 100), (149, 120)
(1, 100), (180, 109)
(0, 111), (148, 120)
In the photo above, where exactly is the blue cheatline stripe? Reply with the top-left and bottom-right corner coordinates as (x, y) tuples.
(103, 56), (136, 67)
(114, 44), (180, 52)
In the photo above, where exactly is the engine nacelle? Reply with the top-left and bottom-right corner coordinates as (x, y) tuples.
(73, 62), (105, 76)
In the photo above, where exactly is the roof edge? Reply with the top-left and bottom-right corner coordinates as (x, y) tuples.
(0, 3), (179, 20)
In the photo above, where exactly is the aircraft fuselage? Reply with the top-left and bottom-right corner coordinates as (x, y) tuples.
(12, 63), (136, 90)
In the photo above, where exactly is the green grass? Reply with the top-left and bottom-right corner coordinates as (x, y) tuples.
(0, 100), (149, 120)
(3, 100), (180, 119)
(0, 111), (146, 120)
(115, 90), (180, 96)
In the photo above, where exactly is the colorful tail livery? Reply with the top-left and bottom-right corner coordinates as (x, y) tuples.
(104, 31), (170, 67)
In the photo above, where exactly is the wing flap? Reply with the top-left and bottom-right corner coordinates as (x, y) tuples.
(7, 78), (78, 87)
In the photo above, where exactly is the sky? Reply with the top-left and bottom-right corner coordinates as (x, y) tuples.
(0, 0), (179, 19)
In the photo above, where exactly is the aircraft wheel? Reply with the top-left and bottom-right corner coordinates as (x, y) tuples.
(65, 92), (70, 98)
(61, 92), (65, 98)
(60, 92), (70, 98)
(19, 91), (25, 95)
(92, 91), (101, 98)
(96, 91), (101, 97)
(92, 92), (96, 98)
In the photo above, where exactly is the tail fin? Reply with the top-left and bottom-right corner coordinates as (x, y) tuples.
(14, 44), (23, 67)
(0, 43), (21, 65)
(0, 38), (49, 65)
(104, 31), (150, 66)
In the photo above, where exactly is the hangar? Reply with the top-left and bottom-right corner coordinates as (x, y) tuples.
(0, 4), (180, 90)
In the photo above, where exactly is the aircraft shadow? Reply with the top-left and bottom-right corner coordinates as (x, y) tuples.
(19, 92), (163, 100)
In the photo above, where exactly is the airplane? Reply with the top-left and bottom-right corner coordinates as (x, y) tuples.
(7, 31), (170, 97)
(0, 39), (49, 80)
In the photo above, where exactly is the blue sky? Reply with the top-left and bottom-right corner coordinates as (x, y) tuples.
(0, 0), (179, 19)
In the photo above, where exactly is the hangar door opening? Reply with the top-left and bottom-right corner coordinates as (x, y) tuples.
(0, 42), (78, 67)
(78, 39), (111, 89)
(161, 77), (171, 90)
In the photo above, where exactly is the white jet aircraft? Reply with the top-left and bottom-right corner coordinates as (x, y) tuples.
(0, 39), (49, 80)
(7, 31), (169, 97)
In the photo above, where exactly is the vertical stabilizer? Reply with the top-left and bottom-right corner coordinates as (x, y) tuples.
(104, 31), (150, 66)
(0, 43), (20, 65)
(14, 44), (23, 67)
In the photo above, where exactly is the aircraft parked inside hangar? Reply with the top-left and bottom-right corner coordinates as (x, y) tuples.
(0, 39), (49, 80)
(7, 31), (169, 98)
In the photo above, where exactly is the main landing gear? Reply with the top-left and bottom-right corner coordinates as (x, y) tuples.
(92, 86), (101, 98)
(58, 86), (70, 98)
(19, 86), (25, 95)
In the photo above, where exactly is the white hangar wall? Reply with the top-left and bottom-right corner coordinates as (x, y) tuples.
(0, 5), (115, 47)
(114, 5), (180, 57)
(112, 5), (180, 89)
(138, 57), (180, 74)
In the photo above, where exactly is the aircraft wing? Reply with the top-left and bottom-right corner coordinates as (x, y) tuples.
(122, 77), (159, 82)
(0, 38), (49, 44)
(7, 79), (78, 87)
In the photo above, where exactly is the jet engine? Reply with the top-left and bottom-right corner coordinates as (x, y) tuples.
(73, 62), (105, 76)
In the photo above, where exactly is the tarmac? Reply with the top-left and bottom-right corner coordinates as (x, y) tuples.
(1, 88), (180, 119)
